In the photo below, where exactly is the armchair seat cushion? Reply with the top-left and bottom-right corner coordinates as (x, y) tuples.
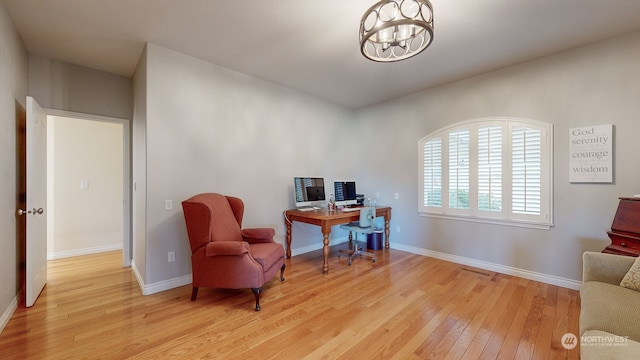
(249, 243), (284, 271)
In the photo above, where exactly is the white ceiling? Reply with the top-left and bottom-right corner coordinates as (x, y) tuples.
(4, 0), (640, 109)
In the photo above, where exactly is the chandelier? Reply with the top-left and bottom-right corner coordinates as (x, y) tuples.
(359, 0), (434, 62)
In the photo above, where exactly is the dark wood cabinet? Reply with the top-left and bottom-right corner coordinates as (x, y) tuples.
(603, 197), (640, 257)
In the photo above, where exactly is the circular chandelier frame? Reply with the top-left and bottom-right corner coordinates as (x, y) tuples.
(359, 0), (434, 62)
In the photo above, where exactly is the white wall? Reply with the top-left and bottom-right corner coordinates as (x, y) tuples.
(133, 44), (356, 290)
(47, 116), (123, 259)
(0, 0), (28, 331)
(28, 55), (133, 120)
(354, 30), (640, 285)
(132, 45), (148, 284)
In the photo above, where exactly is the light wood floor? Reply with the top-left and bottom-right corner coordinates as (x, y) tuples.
(0, 247), (581, 359)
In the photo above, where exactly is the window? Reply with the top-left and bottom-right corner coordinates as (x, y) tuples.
(418, 118), (553, 229)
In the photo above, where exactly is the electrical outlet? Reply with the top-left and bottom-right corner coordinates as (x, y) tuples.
(168, 251), (175, 262)
(396, 226), (401, 233)
(164, 200), (173, 211)
(394, 193), (399, 200)
(375, 192), (380, 199)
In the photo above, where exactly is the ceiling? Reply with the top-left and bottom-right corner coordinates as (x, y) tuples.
(4, 1), (640, 109)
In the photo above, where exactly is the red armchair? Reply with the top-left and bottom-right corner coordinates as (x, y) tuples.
(182, 193), (285, 311)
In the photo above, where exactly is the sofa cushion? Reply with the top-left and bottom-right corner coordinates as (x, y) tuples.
(580, 281), (640, 343)
(581, 330), (640, 360)
(620, 256), (640, 292)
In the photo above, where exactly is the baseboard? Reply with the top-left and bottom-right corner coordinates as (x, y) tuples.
(47, 244), (122, 260)
(130, 260), (192, 296)
(391, 243), (582, 291)
(0, 296), (18, 335)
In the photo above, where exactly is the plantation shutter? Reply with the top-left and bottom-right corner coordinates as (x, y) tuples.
(478, 126), (503, 212)
(423, 138), (442, 207)
(512, 127), (542, 215)
(449, 129), (470, 209)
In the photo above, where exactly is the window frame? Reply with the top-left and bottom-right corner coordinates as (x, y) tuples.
(418, 118), (553, 230)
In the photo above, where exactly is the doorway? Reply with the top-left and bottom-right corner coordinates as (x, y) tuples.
(16, 103), (132, 306)
(46, 113), (131, 264)
(17, 107), (132, 304)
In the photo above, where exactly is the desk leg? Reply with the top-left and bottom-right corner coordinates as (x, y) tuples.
(322, 230), (330, 274)
(385, 214), (391, 249)
(285, 220), (292, 258)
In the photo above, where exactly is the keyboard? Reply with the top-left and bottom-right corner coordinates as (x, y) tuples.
(298, 207), (320, 212)
(341, 207), (362, 212)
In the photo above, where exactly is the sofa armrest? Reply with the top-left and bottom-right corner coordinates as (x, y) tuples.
(205, 241), (251, 257)
(242, 228), (275, 244)
(582, 251), (636, 285)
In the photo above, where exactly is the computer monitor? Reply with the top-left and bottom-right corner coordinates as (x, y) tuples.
(293, 177), (326, 208)
(334, 181), (357, 206)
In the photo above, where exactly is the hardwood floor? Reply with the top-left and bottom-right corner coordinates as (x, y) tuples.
(0, 247), (580, 359)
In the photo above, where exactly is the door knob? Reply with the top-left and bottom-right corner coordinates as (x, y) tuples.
(17, 208), (44, 215)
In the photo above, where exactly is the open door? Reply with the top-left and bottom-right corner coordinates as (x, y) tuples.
(20, 96), (48, 307)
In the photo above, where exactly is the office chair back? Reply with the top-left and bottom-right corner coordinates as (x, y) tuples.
(359, 207), (374, 228)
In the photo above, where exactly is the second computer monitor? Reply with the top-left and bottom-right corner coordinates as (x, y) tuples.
(334, 181), (357, 206)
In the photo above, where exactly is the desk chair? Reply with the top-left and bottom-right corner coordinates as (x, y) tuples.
(338, 207), (377, 265)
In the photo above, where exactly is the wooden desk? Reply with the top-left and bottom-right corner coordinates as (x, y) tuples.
(284, 206), (392, 274)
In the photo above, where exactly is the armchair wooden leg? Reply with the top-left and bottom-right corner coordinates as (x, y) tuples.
(280, 263), (286, 281)
(251, 288), (262, 311)
(191, 287), (199, 301)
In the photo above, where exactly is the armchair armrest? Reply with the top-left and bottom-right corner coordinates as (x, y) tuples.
(582, 251), (636, 285)
(205, 241), (251, 257)
(242, 228), (275, 244)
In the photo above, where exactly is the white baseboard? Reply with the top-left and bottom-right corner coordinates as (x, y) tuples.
(131, 260), (192, 296)
(0, 297), (18, 335)
(47, 244), (122, 260)
(391, 243), (582, 291)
